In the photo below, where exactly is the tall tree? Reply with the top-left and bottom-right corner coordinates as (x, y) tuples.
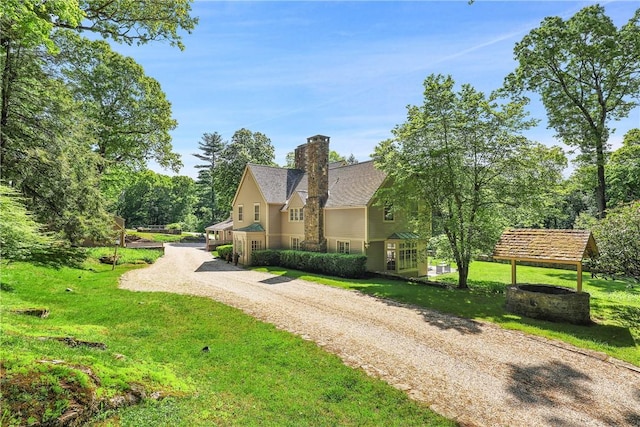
(374, 74), (565, 289)
(193, 132), (226, 225)
(216, 129), (276, 216)
(54, 31), (181, 173)
(0, 37), (112, 243)
(506, 5), (640, 218)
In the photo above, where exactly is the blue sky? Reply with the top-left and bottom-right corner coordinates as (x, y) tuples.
(110, 1), (640, 178)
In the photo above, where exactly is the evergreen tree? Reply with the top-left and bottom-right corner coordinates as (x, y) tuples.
(193, 132), (226, 226)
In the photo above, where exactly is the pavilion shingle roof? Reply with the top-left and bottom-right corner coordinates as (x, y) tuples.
(493, 229), (598, 263)
(205, 217), (233, 231)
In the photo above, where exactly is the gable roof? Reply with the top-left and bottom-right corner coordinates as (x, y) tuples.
(493, 229), (598, 264)
(246, 164), (305, 204)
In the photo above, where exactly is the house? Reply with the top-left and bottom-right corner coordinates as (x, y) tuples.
(231, 134), (428, 276)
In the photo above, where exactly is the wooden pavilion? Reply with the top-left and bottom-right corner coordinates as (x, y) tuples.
(492, 229), (598, 292)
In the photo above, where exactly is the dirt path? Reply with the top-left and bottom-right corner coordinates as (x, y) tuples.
(119, 243), (640, 427)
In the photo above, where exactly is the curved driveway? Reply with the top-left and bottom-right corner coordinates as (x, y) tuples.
(119, 243), (640, 427)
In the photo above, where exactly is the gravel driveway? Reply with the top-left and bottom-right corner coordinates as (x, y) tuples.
(119, 243), (640, 427)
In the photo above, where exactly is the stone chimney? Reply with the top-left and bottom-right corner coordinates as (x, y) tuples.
(301, 135), (329, 252)
(294, 143), (307, 170)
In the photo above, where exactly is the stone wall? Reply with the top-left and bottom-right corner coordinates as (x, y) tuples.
(506, 284), (591, 325)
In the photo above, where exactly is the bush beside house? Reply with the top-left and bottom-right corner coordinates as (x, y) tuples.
(252, 250), (367, 278)
(216, 244), (234, 260)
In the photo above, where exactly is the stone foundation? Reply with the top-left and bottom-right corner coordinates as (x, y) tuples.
(505, 284), (591, 325)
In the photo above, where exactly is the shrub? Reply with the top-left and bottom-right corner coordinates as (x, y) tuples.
(252, 250), (281, 266)
(217, 245), (233, 260)
(165, 223), (182, 231)
(253, 249), (367, 278)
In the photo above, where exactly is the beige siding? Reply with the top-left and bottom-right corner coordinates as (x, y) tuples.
(233, 171), (264, 228)
(366, 241), (386, 271)
(279, 194), (305, 249)
(367, 204), (409, 241)
(325, 208), (366, 239)
(267, 204), (283, 248)
(324, 208), (366, 254)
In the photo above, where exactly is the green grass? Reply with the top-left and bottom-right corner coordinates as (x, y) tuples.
(85, 247), (164, 265)
(126, 231), (185, 243)
(254, 261), (640, 367)
(1, 255), (453, 426)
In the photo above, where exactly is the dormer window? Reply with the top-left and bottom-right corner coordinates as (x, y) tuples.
(289, 207), (304, 222)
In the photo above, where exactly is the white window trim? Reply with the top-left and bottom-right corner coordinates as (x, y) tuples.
(254, 203), (260, 222)
(238, 205), (244, 222)
(383, 204), (394, 222)
(291, 237), (300, 250)
(337, 240), (350, 254)
(289, 207), (304, 222)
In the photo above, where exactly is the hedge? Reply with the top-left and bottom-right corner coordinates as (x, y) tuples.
(216, 244), (233, 260)
(251, 249), (367, 278)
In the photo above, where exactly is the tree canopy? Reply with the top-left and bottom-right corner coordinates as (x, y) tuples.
(0, 0), (196, 242)
(54, 31), (181, 173)
(507, 5), (640, 218)
(215, 129), (276, 217)
(374, 74), (566, 289)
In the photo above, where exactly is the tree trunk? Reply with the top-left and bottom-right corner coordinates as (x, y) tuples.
(457, 261), (469, 289)
(595, 145), (607, 219)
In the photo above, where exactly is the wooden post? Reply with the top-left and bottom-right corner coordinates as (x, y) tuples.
(112, 243), (118, 271)
(511, 259), (517, 285)
(576, 261), (582, 293)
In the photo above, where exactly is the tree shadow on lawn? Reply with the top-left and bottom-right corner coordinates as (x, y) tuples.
(544, 272), (640, 295)
(516, 316), (636, 348)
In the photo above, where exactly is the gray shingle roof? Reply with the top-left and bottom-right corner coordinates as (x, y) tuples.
(247, 164), (304, 204)
(248, 161), (386, 208)
(325, 161), (387, 207)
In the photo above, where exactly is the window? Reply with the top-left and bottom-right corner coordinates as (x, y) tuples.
(398, 241), (418, 270)
(337, 240), (350, 254)
(251, 240), (262, 252)
(291, 237), (300, 250)
(384, 203), (394, 222)
(254, 203), (260, 222)
(289, 207), (304, 222)
(238, 205), (244, 222)
(386, 242), (396, 271)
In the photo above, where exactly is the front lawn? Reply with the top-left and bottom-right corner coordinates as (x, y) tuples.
(0, 254), (453, 426)
(254, 261), (640, 367)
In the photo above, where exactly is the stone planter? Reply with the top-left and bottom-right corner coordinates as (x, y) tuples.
(505, 284), (591, 325)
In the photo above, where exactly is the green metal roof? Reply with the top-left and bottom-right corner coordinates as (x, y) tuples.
(387, 232), (420, 240)
(234, 223), (265, 232)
